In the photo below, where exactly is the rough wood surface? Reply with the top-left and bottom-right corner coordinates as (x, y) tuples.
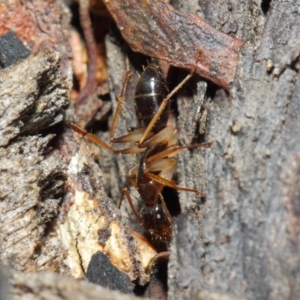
(1, 0), (300, 299)
(0, 50), (68, 273)
(0, 38), (150, 300)
(173, 0), (300, 300)
(0, 50), (68, 146)
(58, 128), (155, 285)
(103, 0), (300, 299)
(0, 1), (156, 298)
(0, 0), (72, 80)
(4, 268), (144, 300)
(0, 47), (153, 300)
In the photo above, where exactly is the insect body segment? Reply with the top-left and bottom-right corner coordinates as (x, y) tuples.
(134, 64), (170, 133)
(135, 145), (174, 241)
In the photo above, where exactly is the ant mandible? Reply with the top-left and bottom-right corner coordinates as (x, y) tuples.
(70, 52), (211, 242)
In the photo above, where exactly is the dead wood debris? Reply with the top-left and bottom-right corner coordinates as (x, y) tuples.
(0, 50), (69, 273)
(1, 267), (246, 300)
(0, 40), (155, 299)
(0, 50), (69, 146)
(0, 0), (73, 81)
(103, 0), (244, 90)
(5, 268), (146, 300)
(58, 129), (157, 285)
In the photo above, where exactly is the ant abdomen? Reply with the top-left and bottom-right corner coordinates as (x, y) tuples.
(134, 64), (170, 133)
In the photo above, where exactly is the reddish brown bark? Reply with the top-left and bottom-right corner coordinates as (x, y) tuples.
(103, 0), (244, 90)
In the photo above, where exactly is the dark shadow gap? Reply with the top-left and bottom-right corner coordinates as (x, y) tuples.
(261, 0), (272, 14)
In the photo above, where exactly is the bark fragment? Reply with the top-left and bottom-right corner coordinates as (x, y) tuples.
(103, 0), (244, 90)
(0, 50), (69, 146)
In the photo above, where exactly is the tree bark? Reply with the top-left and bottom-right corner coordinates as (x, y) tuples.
(1, 0), (300, 300)
(172, 1), (300, 299)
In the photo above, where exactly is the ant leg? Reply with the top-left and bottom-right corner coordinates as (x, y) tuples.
(155, 251), (169, 261)
(69, 123), (146, 154)
(138, 51), (203, 146)
(68, 123), (114, 152)
(140, 124), (212, 154)
(158, 193), (173, 224)
(119, 188), (143, 225)
(148, 158), (176, 181)
(106, 70), (153, 150)
(145, 158), (204, 196)
(118, 164), (140, 223)
(112, 127), (154, 145)
(109, 71), (154, 145)
(146, 171), (204, 196)
(71, 71), (147, 153)
(146, 250), (169, 274)
(138, 74), (193, 146)
(145, 142), (213, 164)
(109, 71), (132, 140)
(140, 126), (177, 148)
(128, 164), (139, 189)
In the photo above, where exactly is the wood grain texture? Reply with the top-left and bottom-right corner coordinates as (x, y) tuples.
(103, 0), (243, 90)
(174, 0), (300, 299)
(0, 50), (68, 146)
(6, 269), (144, 300)
(0, 50), (68, 272)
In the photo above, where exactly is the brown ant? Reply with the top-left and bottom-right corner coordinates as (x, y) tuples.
(70, 54), (211, 242)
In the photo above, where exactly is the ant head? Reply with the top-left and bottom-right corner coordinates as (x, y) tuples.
(141, 199), (172, 242)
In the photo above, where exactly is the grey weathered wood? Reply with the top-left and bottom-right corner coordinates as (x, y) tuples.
(0, 50), (69, 272)
(0, 50), (69, 146)
(172, 1), (300, 300)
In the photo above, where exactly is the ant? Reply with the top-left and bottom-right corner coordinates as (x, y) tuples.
(70, 53), (211, 242)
